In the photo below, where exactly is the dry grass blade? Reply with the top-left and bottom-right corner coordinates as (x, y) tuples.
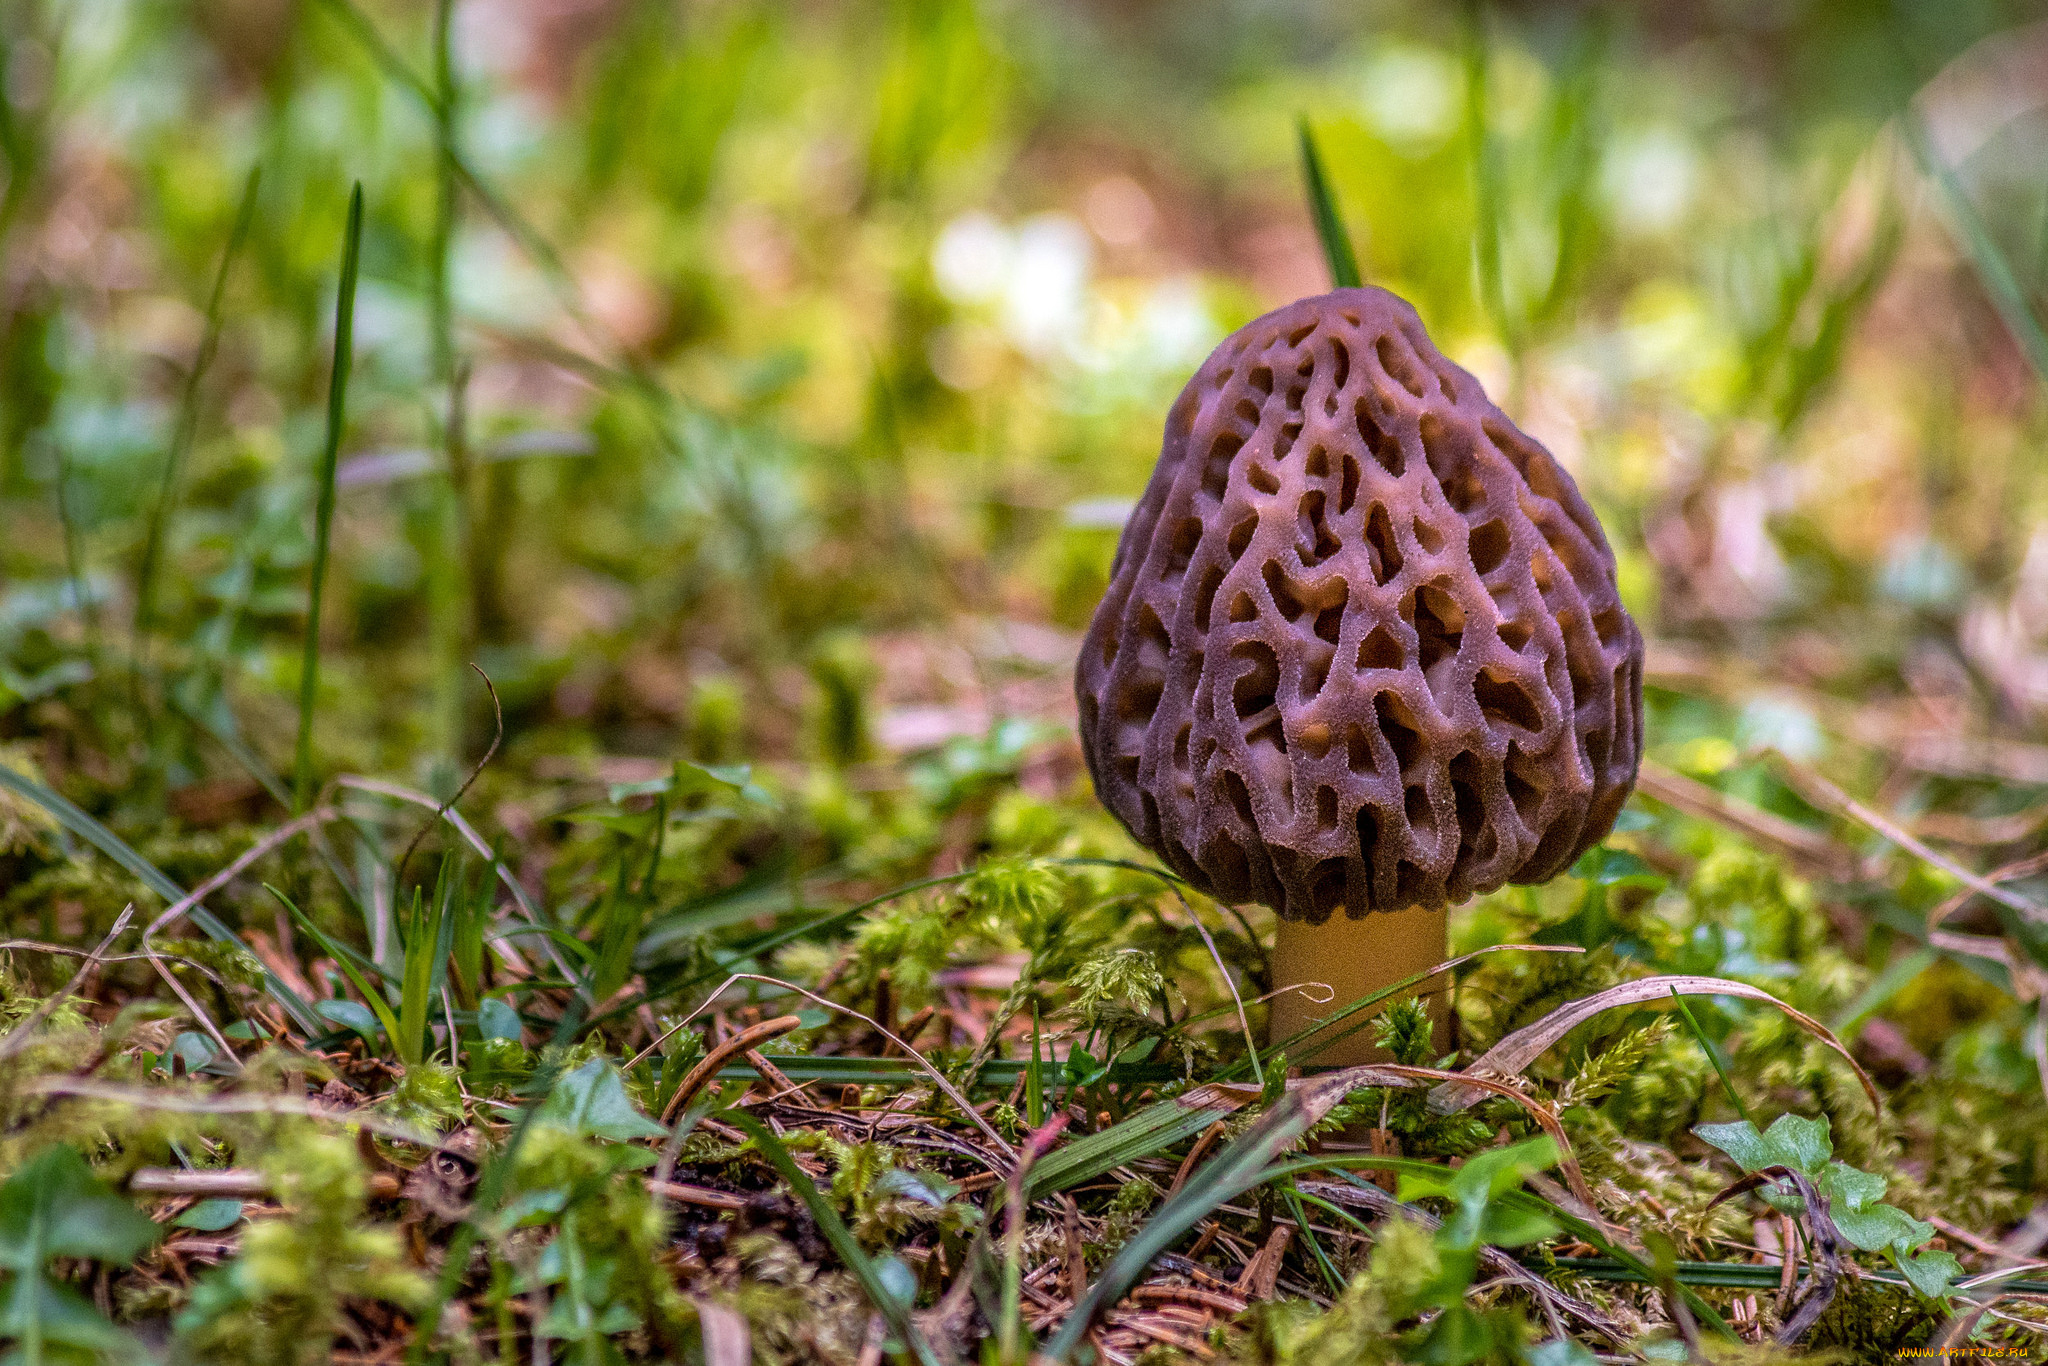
(0, 903), (136, 1060)
(649, 1181), (749, 1213)
(143, 806), (341, 947)
(0, 764), (325, 1034)
(1637, 760), (1856, 877)
(19, 1077), (441, 1145)
(699, 972), (1016, 1163)
(691, 1298), (752, 1366)
(1370, 1062), (1598, 1212)
(141, 936), (241, 1070)
(1427, 974), (1878, 1116)
(1771, 752), (2048, 922)
(130, 1166), (403, 1200)
(1171, 887), (1263, 1085)
(658, 1014), (802, 1124)
(1927, 846), (2048, 929)
(393, 664), (503, 889)
(1165, 1120), (1228, 1199)
(129, 1168), (271, 1197)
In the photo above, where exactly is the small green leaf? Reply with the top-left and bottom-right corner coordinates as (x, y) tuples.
(1477, 1201), (1560, 1249)
(317, 997), (382, 1046)
(1892, 1244), (1963, 1301)
(0, 1272), (142, 1351)
(530, 1059), (668, 1141)
(1758, 1113), (1833, 1174)
(171, 1031), (219, 1073)
(1695, 1113), (1831, 1177)
(174, 1199), (246, 1232)
(874, 1169), (954, 1208)
(1817, 1160), (1886, 1212)
(874, 1255), (918, 1310)
(1112, 1035), (1158, 1066)
(1525, 1338), (1600, 1366)
(0, 1146), (160, 1270)
(1455, 1135), (1559, 1206)
(1695, 1120), (1768, 1170)
(476, 997), (523, 1042)
(1410, 1299), (1492, 1365)
(1832, 1200), (1930, 1255)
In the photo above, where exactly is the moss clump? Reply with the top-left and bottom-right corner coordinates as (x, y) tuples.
(1803, 1280), (1942, 1357)
(175, 1127), (428, 1365)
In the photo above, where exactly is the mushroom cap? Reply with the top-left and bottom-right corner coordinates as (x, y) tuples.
(1076, 288), (1644, 923)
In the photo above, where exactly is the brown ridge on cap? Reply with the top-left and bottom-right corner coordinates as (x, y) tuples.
(1076, 287), (1645, 923)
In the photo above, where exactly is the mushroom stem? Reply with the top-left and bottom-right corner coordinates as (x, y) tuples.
(1267, 905), (1450, 1065)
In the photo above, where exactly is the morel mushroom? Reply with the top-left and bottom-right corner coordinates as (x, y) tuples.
(1076, 287), (1643, 1062)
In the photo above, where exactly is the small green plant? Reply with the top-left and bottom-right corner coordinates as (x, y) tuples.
(0, 1146), (160, 1366)
(1695, 1112), (1963, 1300)
(1390, 1135), (1570, 1365)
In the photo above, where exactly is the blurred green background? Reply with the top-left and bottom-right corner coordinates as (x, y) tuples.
(7, 0), (2048, 815)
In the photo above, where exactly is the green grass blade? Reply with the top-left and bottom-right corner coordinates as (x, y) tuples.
(1832, 945), (1936, 1037)
(294, 182), (364, 813)
(1670, 987), (1753, 1127)
(135, 165), (260, 655)
(451, 859), (489, 1009)
(1464, 0), (1514, 354)
(54, 449), (97, 666)
(592, 829), (652, 1003)
(267, 883), (400, 1047)
(1024, 1091), (1229, 1201)
(1904, 109), (2048, 385)
(397, 884), (442, 1067)
(1297, 117), (1361, 289)
(1540, 1254), (2048, 1296)
(1535, 12), (1608, 322)
(725, 1111), (942, 1366)
(1042, 1083), (1330, 1360)
(1026, 1005), (1044, 1128)
(1283, 1183), (1344, 1294)
(1235, 955), (1450, 1074)
(0, 763), (323, 1034)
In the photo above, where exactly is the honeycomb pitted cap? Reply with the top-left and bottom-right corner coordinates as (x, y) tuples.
(1076, 288), (1644, 923)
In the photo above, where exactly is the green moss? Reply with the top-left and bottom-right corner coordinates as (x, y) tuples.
(176, 1128), (429, 1365)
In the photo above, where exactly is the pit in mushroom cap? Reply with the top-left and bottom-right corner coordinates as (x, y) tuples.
(1076, 287), (1644, 926)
